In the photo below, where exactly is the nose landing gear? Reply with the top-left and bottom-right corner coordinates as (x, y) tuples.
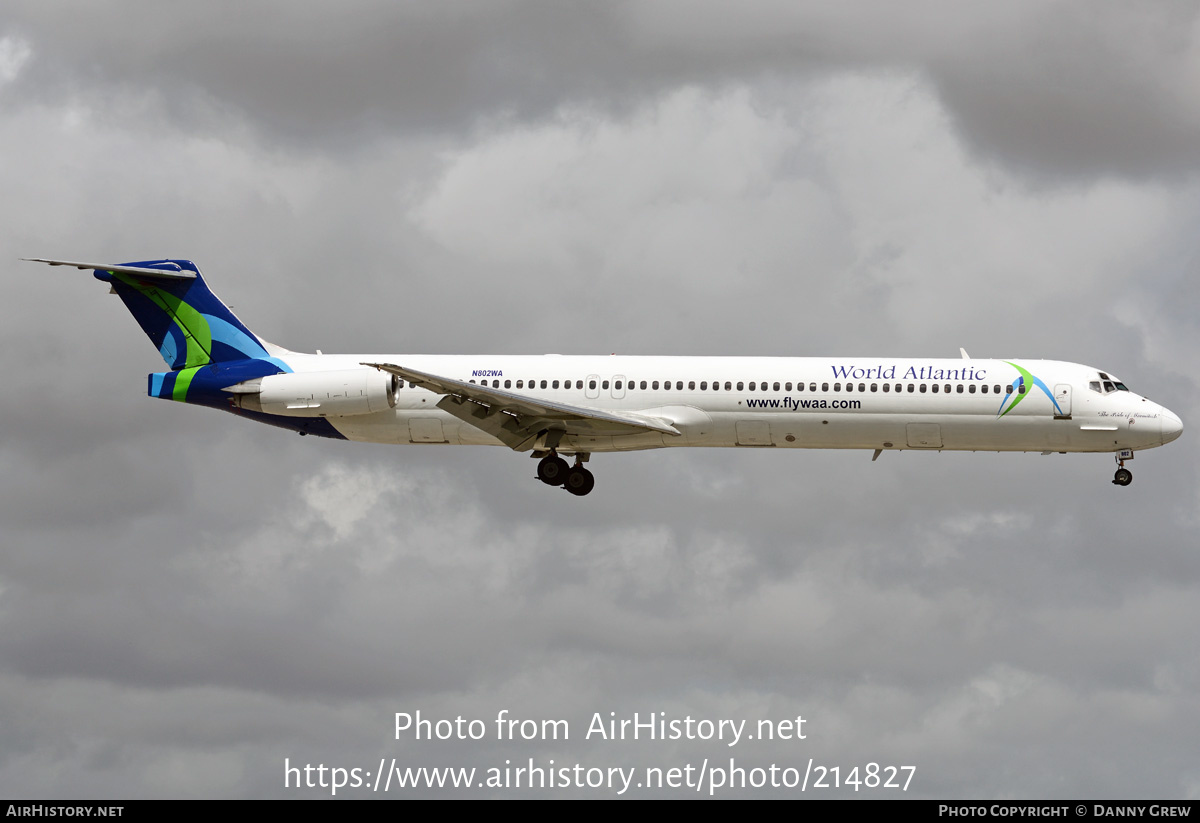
(1112, 452), (1133, 486)
(535, 451), (595, 496)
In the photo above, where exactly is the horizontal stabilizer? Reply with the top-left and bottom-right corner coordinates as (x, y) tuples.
(23, 258), (198, 280)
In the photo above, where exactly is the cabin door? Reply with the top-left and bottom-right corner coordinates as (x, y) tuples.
(1053, 384), (1072, 419)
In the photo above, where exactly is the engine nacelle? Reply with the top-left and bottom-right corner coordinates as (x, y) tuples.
(227, 369), (398, 417)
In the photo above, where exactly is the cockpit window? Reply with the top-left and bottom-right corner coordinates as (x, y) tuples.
(1093, 372), (1131, 394)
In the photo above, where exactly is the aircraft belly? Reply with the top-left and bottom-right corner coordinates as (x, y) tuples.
(329, 403), (1167, 455)
(721, 413), (907, 449)
(325, 410), (405, 444)
(338, 410), (500, 446)
(707, 412), (1137, 453)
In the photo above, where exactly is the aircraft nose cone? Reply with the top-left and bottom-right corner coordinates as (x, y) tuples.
(1161, 409), (1183, 444)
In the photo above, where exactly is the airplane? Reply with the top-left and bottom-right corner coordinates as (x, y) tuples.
(26, 257), (1183, 496)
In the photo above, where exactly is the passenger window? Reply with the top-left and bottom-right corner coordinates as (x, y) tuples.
(980, 384), (988, 394)
(809, 383), (817, 392)
(576, 380), (583, 389)
(785, 382), (792, 391)
(883, 383), (890, 392)
(676, 381), (684, 390)
(700, 381), (707, 390)
(688, 381), (695, 390)
(908, 384), (915, 392)
(539, 380), (546, 389)
(470, 379), (477, 384)
(821, 383), (829, 392)
(737, 382), (744, 391)
(640, 380), (647, 390)
(552, 380), (559, 389)
(614, 381), (622, 390)
(968, 384), (976, 394)
(871, 383), (878, 392)
(859, 383), (866, 392)
(846, 383), (853, 392)
(652, 381), (659, 390)
(834, 383), (841, 392)
(773, 382), (780, 391)
(602, 380), (609, 390)
(931, 384), (939, 393)
(1018, 385), (1026, 394)
(504, 380), (512, 388)
(797, 383), (804, 392)
(1006, 385), (1013, 394)
(956, 384), (964, 393)
(588, 380), (596, 390)
(725, 382), (732, 391)
(919, 384), (927, 393)
(749, 382), (756, 391)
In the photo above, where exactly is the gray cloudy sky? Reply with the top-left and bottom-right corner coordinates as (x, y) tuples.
(2, 1), (1199, 799)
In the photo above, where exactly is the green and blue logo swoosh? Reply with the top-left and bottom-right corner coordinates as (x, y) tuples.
(996, 361), (1064, 417)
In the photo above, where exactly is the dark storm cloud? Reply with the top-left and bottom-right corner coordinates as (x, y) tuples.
(7, 1), (1200, 176)
(4, 1), (629, 146)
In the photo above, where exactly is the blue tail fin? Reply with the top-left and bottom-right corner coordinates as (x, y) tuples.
(29, 258), (279, 370)
(101, 259), (276, 369)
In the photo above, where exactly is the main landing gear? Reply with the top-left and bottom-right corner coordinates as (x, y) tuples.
(536, 451), (595, 496)
(1112, 452), (1133, 487)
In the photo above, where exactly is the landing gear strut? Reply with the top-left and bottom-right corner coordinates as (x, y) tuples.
(1113, 453), (1133, 486)
(535, 451), (595, 496)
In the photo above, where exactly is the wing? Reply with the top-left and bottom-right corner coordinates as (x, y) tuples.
(362, 362), (681, 451)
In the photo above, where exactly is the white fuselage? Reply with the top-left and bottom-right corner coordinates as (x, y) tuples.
(275, 354), (1182, 456)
